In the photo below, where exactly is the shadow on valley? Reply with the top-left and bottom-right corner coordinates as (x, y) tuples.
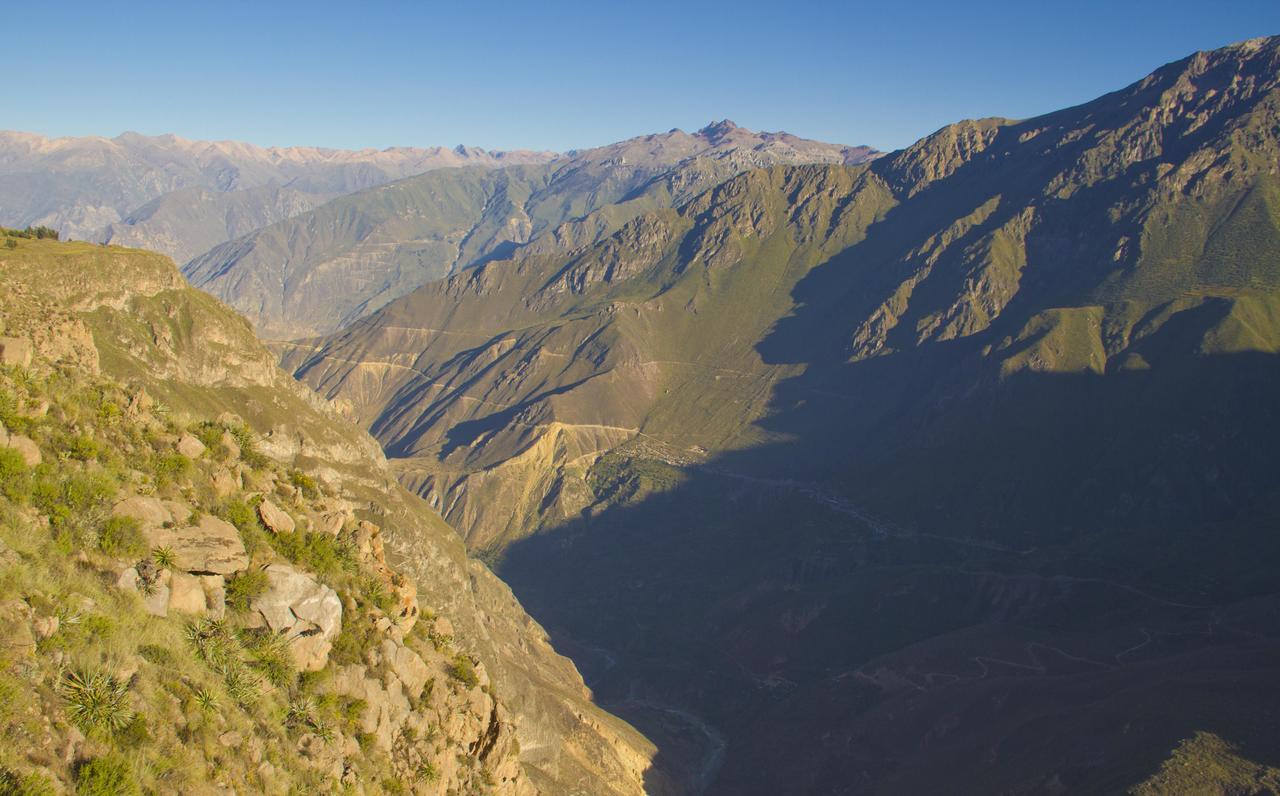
(496, 227), (1280, 793)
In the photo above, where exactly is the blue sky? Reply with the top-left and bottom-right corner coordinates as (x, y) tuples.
(6, 0), (1278, 153)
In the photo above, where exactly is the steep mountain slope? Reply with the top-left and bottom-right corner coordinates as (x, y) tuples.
(0, 130), (554, 261)
(185, 121), (877, 339)
(282, 37), (1280, 792)
(0, 236), (659, 794)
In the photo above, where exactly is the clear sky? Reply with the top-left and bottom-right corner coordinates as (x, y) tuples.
(5, 0), (1278, 153)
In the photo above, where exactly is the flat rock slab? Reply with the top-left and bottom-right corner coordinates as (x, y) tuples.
(113, 497), (248, 575)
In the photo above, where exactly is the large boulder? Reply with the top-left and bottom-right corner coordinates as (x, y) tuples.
(0, 337), (32, 368)
(250, 564), (342, 671)
(112, 497), (249, 575)
(176, 433), (206, 459)
(381, 638), (431, 699)
(257, 499), (295, 535)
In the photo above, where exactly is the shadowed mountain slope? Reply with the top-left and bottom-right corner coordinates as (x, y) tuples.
(280, 37), (1280, 792)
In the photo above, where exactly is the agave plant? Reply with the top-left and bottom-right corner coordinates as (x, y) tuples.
(191, 686), (218, 713)
(60, 669), (133, 734)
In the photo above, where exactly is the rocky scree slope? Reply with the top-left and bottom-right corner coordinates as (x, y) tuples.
(0, 236), (659, 795)
(186, 121), (877, 339)
(282, 36), (1280, 793)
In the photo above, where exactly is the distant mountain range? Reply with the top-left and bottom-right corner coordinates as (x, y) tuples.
(0, 130), (555, 260)
(277, 36), (1280, 793)
(182, 120), (877, 339)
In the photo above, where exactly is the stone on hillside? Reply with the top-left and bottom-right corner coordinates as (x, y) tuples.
(314, 510), (346, 537)
(0, 337), (32, 368)
(219, 430), (241, 460)
(126, 389), (153, 416)
(211, 468), (239, 497)
(201, 575), (227, 619)
(176, 433), (206, 459)
(380, 638), (431, 698)
(251, 564), (342, 671)
(257, 499), (295, 535)
(114, 497), (249, 575)
(116, 567), (173, 617)
(167, 572), (208, 614)
(32, 614), (59, 641)
(112, 496), (182, 528)
(6, 434), (40, 466)
(0, 423), (8, 447)
(0, 599), (36, 659)
(431, 615), (454, 639)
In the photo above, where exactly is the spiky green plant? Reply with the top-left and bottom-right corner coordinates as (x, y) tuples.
(60, 669), (133, 734)
(151, 546), (176, 569)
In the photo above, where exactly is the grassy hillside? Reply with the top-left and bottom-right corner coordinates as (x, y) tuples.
(0, 236), (660, 795)
(280, 37), (1280, 792)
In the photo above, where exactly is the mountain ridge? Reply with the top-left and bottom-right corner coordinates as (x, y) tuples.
(183, 122), (878, 339)
(276, 35), (1280, 792)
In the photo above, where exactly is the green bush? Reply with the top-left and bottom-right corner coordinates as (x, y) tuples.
(97, 515), (146, 557)
(67, 433), (103, 462)
(0, 446), (30, 502)
(0, 767), (56, 796)
(288, 469), (319, 499)
(227, 425), (267, 469)
(240, 627), (295, 688)
(32, 468), (117, 533)
(73, 755), (140, 796)
(153, 452), (191, 480)
(447, 653), (480, 688)
(225, 569), (268, 612)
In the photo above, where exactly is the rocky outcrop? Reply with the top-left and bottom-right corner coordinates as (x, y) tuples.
(113, 497), (249, 575)
(248, 563), (342, 671)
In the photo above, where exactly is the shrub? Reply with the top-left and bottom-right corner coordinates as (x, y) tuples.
(447, 653), (480, 688)
(416, 762), (440, 783)
(73, 755), (140, 796)
(240, 627), (294, 688)
(227, 425), (267, 469)
(288, 469), (319, 499)
(191, 422), (224, 451)
(97, 515), (146, 557)
(60, 669), (133, 735)
(0, 767), (56, 796)
(137, 644), (175, 667)
(153, 452), (191, 480)
(67, 433), (102, 462)
(32, 468), (117, 533)
(0, 446), (30, 502)
(225, 569), (268, 612)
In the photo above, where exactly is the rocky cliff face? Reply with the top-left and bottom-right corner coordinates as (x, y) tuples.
(279, 37), (1280, 792)
(0, 236), (657, 794)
